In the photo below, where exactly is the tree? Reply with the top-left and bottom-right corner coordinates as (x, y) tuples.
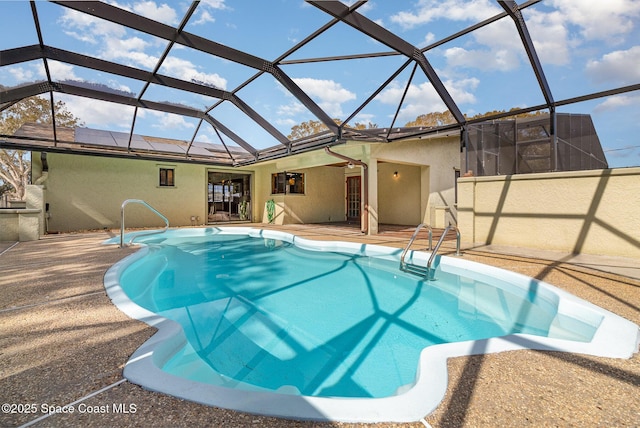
(0, 95), (83, 200)
(287, 118), (378, 139)
(288, 119), (341, 140)
(404, 111), (455, 127)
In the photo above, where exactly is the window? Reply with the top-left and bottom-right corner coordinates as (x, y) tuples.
(271, 172), (304, 194)
(159, 167), (175, 187)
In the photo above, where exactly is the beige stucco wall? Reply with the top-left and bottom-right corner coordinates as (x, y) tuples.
(246, 137), (460, 231)
(250, 162), (346, 225)
(28, 136), (460, 235)
(0, 185), (44, 241)
(33, 153), (213, 232)
(0, 209), (41, 241)
(457, 167), (640, 258)
(377, 162), (421, 225)
(370, 136), (460, 228)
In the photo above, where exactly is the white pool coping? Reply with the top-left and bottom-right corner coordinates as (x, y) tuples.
(104, 227), (640, 423)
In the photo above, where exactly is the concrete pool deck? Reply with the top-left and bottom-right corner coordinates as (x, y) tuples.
(1, 224), (639, 427)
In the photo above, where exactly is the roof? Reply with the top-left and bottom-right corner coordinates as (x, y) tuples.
(1, 1), (639, 166)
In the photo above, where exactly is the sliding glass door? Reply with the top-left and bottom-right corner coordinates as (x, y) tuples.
(207, 171), (251, 223)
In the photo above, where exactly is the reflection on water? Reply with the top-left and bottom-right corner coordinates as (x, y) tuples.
(119, 234), (597, 398)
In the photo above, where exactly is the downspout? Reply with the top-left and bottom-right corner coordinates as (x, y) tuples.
(34, 152), (49, 185)
(33, 152), (49, 234)
(324, 146), (369, 234)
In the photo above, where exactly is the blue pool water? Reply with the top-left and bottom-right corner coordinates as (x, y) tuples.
(116, 231), (597, 399)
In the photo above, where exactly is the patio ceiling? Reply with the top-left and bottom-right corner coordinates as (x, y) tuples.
(1, 1), (639, 167)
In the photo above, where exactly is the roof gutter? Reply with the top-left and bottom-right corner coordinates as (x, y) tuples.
(324, 146), (369, 234)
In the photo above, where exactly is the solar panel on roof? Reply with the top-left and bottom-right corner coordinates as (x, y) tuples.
(190, 141), (249, 154)
(75, 127), (119, 148)
(147, 141), (186, 154)
(186, 145), (215, 156)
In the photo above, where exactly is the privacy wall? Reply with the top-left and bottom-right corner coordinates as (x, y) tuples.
(457, 167), (640, 259)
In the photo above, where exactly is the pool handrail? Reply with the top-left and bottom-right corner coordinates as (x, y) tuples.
(120, 199), (169, 248)
(426, 224), (461, 280)
(401, 223), (461, 280)
(400, 223), (433, 272)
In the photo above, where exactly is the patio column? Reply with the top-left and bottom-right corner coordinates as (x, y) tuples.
(367, 158), (379, 235)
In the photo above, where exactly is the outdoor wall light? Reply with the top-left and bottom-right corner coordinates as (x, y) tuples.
(393, 171), (398, 178)
(347, 162), (355, 169)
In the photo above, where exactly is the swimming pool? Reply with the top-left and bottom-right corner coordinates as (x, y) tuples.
(104, 227), (639, 422)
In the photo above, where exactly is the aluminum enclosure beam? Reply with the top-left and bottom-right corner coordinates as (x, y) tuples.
(309, 0), (465, 125)
(498, 1), (554, 106)
(53, 0), (339, 138)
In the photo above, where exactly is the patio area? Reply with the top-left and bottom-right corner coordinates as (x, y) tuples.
(1, 224), (639, 427)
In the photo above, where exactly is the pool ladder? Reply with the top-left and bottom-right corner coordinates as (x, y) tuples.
(120, 199), (169, 247)
(400, 223), (461, 280)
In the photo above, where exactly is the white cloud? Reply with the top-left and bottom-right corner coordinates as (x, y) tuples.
(548, 0), (640, 42)
(57, 95), (134, 130)
(131, 1), (178, 25)
(390, 0), (500, 29)
(192, 0), (229, 25)
(161, 57), (227, 89)
(422, 32), (436, 47)
(45, 61), (80, 81)
(292, 78), (356, 117)
(59, 9), (125, 42)
(59, 7), (157, 70)
(444, 46), (520, 72)
(274, 117), (299, 128)
(194, 131), (213, 144)
(594, 93), (640, 114)
(377, 81), (444, 122)
(107, 80), (133, 94)
(377, 77), (478, 123)
(525, 9), (572, 66)
(586, 46), (640, 85)
(58, 4), (226, 90)
(193, 10), (215, 25)
(445, 77), (479, 104)
(200, 0), (229, 10)
(8, 67), (35, 82)
(149, 111), (196, 130)
(393, 0), (639, 78)
(277, 101), (307, 118)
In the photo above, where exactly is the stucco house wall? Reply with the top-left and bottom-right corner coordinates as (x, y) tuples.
(246, 137), (460, 229)
(30, 135), (461, 234)
(376, 162), (422, 226)
(250, 163), (346, 225)
(370, 136), (460, 227)
(32, 152), (211, 232)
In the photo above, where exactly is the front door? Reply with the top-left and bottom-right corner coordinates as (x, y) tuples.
(346, 176), (361, 223)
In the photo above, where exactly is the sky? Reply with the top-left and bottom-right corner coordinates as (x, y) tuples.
(1, 0), (639, 168)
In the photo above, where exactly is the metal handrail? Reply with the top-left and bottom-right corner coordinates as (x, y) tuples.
(426, 225), (461, 280)
(400, 223), (461, 280)
(120, 199), (169, 247)
(400, 223), (432, 271)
